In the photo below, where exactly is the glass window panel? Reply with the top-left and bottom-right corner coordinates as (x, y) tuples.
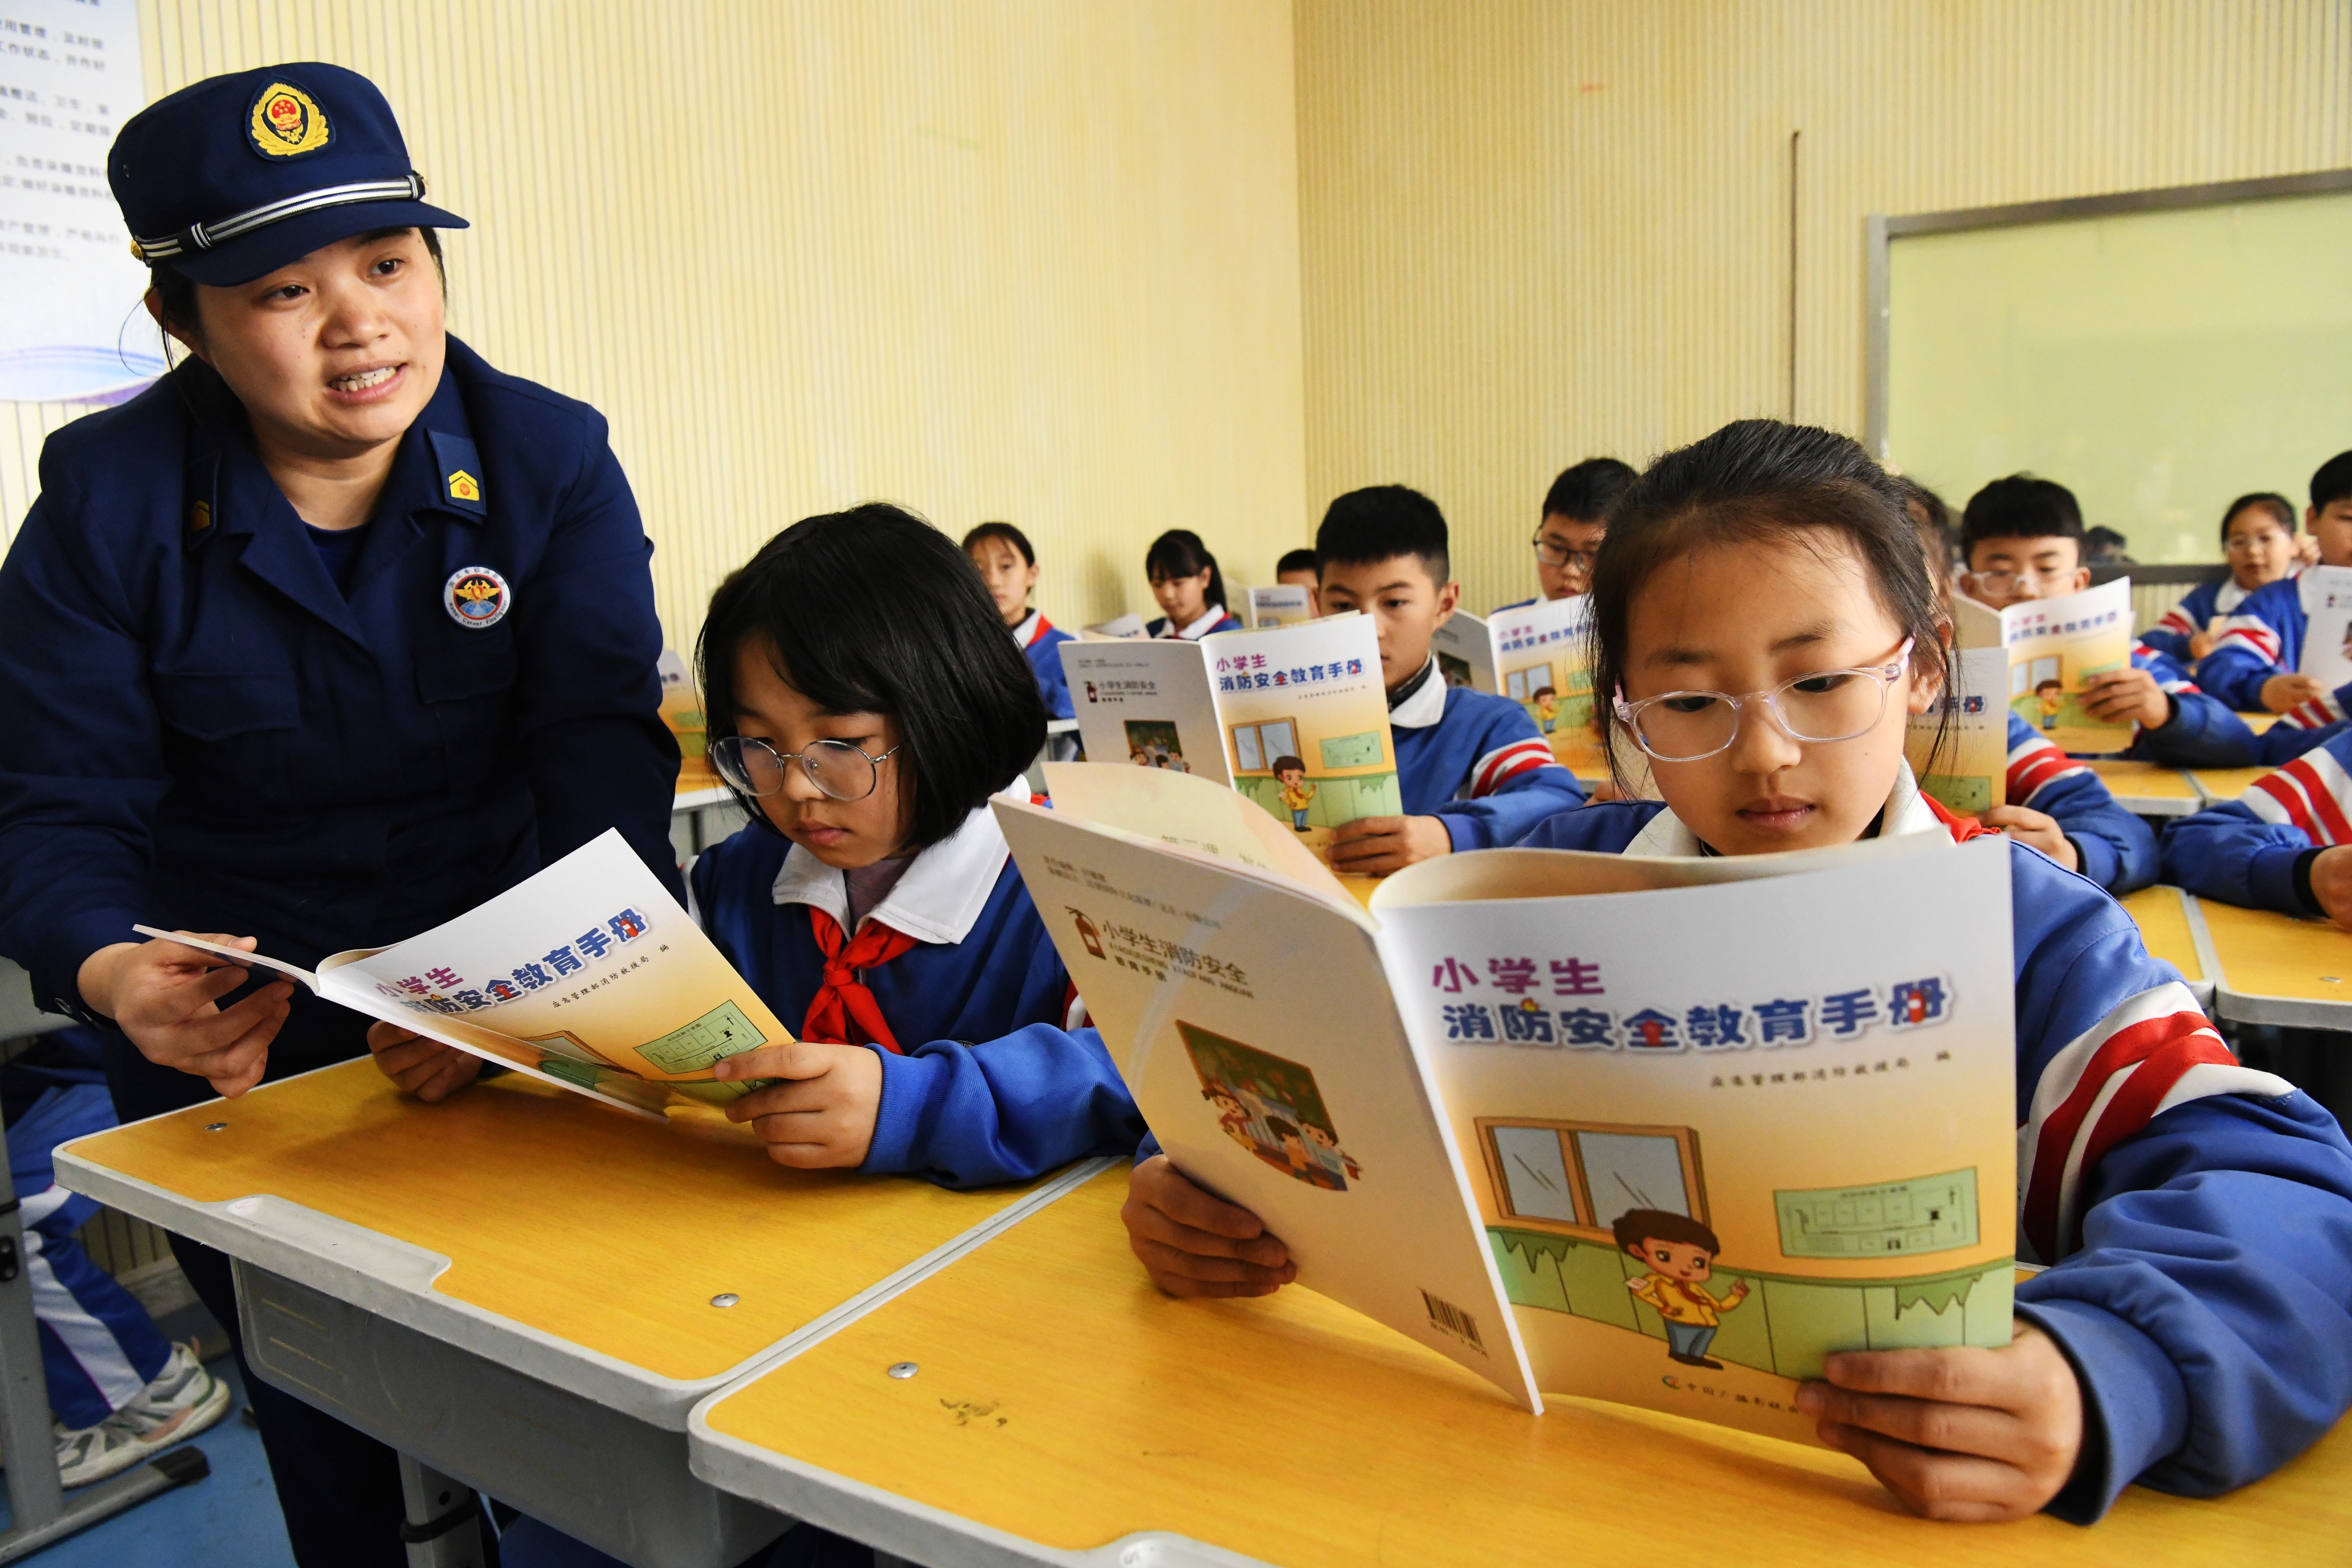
(1491, 1126), (1578, 1223)
(1232, 724), (1264, 771)
(1575, 1131), (1690, 1230)
(1261, 719), (1297, 760)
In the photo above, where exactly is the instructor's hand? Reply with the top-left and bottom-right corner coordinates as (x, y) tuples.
(716, 1041), (883, 1169)
(366, 1022), (481, 1102)
(76, 936), (292, 1098)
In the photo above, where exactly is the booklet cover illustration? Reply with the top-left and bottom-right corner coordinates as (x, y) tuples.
(1434, 597), (1602, 774)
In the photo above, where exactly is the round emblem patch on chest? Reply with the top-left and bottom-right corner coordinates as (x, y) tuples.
(443, 566), (512, 629)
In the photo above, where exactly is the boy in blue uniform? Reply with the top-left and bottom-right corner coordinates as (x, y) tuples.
(2161, 725), (2352, 924)
(1496, 456), (1635, 612)
(1312, 486), (1586, 875)
(2194, 451), (2352, 726)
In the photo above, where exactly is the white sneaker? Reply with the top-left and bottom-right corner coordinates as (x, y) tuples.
(54, 1341), (231, 1488)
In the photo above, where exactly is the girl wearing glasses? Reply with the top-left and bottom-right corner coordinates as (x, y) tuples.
(2143, 493), (2308, 665)
(1121, 419), (2352, 1529)
(377, 505), (1145, 1189)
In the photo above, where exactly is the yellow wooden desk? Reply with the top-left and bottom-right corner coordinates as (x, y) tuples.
(57, 1059), (1101, 1568)
(2117, 885), (2218, 1008)
(2195, 896), (2352, 1028)
(2188, 766), (2273, 805)
(690, 1166), (2350, 1567)
(2084, 761), (2201, 818)
(2239, 711), (2282, 736)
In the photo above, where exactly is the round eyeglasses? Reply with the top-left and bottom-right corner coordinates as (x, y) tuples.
(1611, 639), (1916, 763)
(709, 736), (901, 802)
(1532, 533), (1599, 570)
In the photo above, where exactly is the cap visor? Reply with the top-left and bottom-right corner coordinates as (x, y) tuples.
(165, 201), (469, 286)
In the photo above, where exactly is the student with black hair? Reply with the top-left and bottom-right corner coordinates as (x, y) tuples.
(1143, 530), (1242, 639)
(963, 521), (1075, 721)
(374, 504), (1144, 1191)
(1312, 485), (1585, 873)
(2145, 493), (2304, 664)
(1274, 547), (1321, 604)
(2197, 451), (2352, 721)
(1126, 420), (2352, 1526)
(1500, 456), (1638, 610)
(1899, 477), (1958, 601)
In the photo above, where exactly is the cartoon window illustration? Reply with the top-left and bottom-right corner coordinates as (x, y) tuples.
(1504, 660), (1554, 703)
(1477, 1118), (1706, 1241)
(1230, 717), (1298, 773)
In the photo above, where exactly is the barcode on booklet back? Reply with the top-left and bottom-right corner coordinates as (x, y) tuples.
(1420, 1289), (1486, 1354)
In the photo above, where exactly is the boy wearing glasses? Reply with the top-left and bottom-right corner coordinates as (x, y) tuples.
(1315, 487), (1586, 875)
(1498, 457), (1636, 611)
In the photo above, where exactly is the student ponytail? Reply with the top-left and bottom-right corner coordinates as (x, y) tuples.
(1589, 420), (1951, 798)
(1145, 529), (1228, 617)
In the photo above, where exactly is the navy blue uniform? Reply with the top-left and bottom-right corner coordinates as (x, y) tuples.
(0, 338), (681, 1102)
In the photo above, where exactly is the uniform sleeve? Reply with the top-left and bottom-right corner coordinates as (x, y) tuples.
(2191, 601), (2292, 714)
(2008, 730), (2155, 893)
(1431, 704), (1589, 850)
(2138, 589), (2206, 664)
(2258, 712), (2349, 766)
(2132, 689), (2257, 769)
(2008, 859), (2352, 1520)
(2158, 802), (2316, 914)
(861, 1022), (1146, 1188)
(0, 485), (170, 1011)
(1038, 636), (1075, 721)
(511, 430), (683, 900)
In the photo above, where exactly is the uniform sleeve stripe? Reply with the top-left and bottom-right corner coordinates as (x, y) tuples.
(2006, 739), (2085, 805)
(2210, 619), (2282, 664)
(2286, 692), (2347, 730)
(2157, 607), (2200, 638)
(1063, 981), (1089, 1033)
(2252, 754), (2352, 844)
(2022, 998), (2237, 1261)
(1470, 740), (1562, 797)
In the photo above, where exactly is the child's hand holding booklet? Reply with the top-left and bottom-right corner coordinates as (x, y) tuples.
(136, 830), (790, 1121)
(999, 763), (2019, 1444)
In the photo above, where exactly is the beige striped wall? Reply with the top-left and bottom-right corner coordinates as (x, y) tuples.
(0, 0), (1307, 652)
(1293, 0), (2352, 616)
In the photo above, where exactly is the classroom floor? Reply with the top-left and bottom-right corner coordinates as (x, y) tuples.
(8, 1353), (297, 1567)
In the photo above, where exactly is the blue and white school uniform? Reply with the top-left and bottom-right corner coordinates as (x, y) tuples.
(688, 800), (1145, 1188)
(2159, 726), (2352, 913)
(1387, 656), (1587, 848)
(2142, 574), (2257, 664)
(1145, 605), (1242, 640)
(1013, 610), (1076, 722)
(2194, 573), (2352, 729)
(1520, 767), (2352, 1521)
(2001, 714), (2157, 893)
(2108, 642), (2260, 769)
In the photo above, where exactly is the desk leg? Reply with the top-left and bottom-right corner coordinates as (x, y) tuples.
(399, 1452), (487, 1568)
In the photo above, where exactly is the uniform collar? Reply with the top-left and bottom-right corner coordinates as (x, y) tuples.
(1012, 610), (1045, 647)
(769, 797), (1014, 946)
(1167, 605), (1227, 640)
(1623, 762), (1945, 857)
(1389, 655), (1448, 729)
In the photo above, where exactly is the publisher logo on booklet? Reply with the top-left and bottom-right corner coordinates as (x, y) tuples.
(443, 566), (511, 629)
(1068, 909), (1104, 960)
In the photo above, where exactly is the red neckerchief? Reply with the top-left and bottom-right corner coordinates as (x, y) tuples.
(1921, 793), (2003, 845)
(803, 908), (919, 1053)
(1024, 615), (1056, 648)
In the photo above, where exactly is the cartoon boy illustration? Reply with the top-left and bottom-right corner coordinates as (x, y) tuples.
(1272, 755), (1316, 831)
(1301, 1121), (1362, 1190)
(1614, 1208), (1750, 1370)
(1203, 1085), (1256, 1152)
(1532, 685), (1558, 733)
(2035, 677), (2064, 731)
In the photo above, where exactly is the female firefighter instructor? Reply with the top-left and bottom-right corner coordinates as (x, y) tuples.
(0, 63), (681, 1566)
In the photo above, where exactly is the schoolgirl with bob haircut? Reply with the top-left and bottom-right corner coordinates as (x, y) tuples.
(1120, 420), (2352, 1528)
(374, 503), (1144, 1193)
(1143, 529), (1241, 639)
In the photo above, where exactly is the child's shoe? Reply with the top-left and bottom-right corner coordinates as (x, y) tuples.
(53, 1341), (231, 1487)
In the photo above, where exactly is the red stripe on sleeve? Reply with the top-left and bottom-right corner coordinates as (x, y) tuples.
(2020, 1011), (2199, 1262)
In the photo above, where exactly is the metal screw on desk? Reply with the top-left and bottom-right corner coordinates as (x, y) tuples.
(709, 1293), (740, 1308)
(887, 1362), (918, 1379)
(2324, 977), (2342, 985)
(203, 1122), (227, 1132)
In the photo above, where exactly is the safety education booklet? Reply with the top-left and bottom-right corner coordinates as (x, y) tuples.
(1965, 577), (2135, 754)
(134, 830), (791, 1123)
(1056, 614), (1400, 867)
(1244, 583), (1314, 628)
(1433, 596), (1605, 775)
(2294, 566), (2352, 694)
(1906, 600), (2008, 817)
(998, 764), (2018, 1442)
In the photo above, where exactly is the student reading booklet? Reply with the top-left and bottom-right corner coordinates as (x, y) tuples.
(1244, 583), (1314, 628)
(1969, 577), (2135, 754)
(999, 763), (2018, 1443)
(136, 831), (787, 1122)
(1905, 601), (2007, 816)
(1431, 595), (1604, 774)
(1080, 614), (1150, 640)
(1057, 614), (1400, 863)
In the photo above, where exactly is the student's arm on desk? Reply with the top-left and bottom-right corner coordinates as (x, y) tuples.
(2159, 800), (2352, 923)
